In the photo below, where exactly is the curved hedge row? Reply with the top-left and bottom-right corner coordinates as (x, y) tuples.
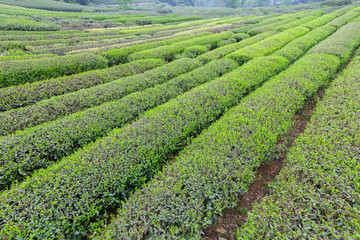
(197, 31), (277, 64)
(247, 16), (300, 36)
(0, 53), (108, 88)
(274, 15), (317, 32)
(0, 58), (199, 136)
(237, 56), (360, 239)
(247, 13), (318, 36)
(232, 13), (300, 34)
(327, 7), (360, 28)
(99, 32), (211, 65)
(0, 59), (238, 191)
(181, 45), (210, 59)
(300, 13), (339, 29)
(101, 53), (340, 240)
(273, 25), (336, 61)
(0, 59), (164, 111)
(308, 22), (360, 63)
(0, 18), (60, 31)
(284, 25), (336, 52)
(0, 55), (290, 239)
(129, 31), (234, 61)
(0, 53), (56, 62)
(226, 27), (309, 64)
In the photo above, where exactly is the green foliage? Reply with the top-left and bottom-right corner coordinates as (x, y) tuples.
(247, 16), (308, 35)
(227, 27), (309, 64)
(273, 25), (336, 61)
(300, 12), (339, 29)
(0, 59), (197, 136)
(237, 55), (359, 239)
(0, 59), (164, 111)
(102, 53), (339, 240)
(113, 15), (202, 25)
(327, 7), (360, 28)
(130, 31), (233, 61)
(231, 33), (250, 42)
(0, 54), (287, 239)
(308, 22), (360, 63)
(321, 0), (352, 6)
(0, 0), (93, 12)
(0, 53), (56, 61)
(0, 58), (236, 238)
(181, 45), (210, 58)
(0, 54), (108, 88)
(0, 59), (238, 193)
(274, 15), (317, 32)
(197, 31), (277, 64)
(0, 17), (60, 31)
(100, 32), (211, 65)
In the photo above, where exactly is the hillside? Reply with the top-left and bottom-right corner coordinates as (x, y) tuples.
(0, 1), (359, 239)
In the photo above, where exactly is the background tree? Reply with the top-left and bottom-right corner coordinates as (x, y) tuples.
(117, 0), (134, 11)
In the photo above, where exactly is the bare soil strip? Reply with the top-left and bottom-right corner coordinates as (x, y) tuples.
(201, 44), (360, 240)
(201, 88), (325, 240)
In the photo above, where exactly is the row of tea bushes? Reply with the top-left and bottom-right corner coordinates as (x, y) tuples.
(0, 32), (215, 89)
(308, 21), (360, 63)
(231, 13), (299, 34)
(226, 27), (309, 64)
(273, 25), (336, 62)
(0, 59), (164, 111)
(247, 11), (322, 36)
(0, 55), (292, 239)
(300, 12), (339, 29)
(99, 32), (211, 65)
(0, 53), (108, 88)
(0, 17), (60, 31)
(237, 55), (360, 240)
(0, 59), (238, 191)
(0, 53), (56, 61)
(247, 16), (301, 36)
(326, 6), (360, 28)
(197, 31), (277, 64)
(274, 15), (317, 32)
(99, 15), (359, 238)
(101, 53), (340, 240)
(0, 59), (198, 135)
(129, 31), (234, 61)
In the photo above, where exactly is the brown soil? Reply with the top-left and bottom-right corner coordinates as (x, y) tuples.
(201, 89), (325, 240)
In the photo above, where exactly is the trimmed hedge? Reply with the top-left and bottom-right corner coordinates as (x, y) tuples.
(0, 59), (237, 191)
(181, 45), (210, 59)
(101, 53), (341, 240)
(300, 13), (339, 29)
(197, 31), (278, 64)
(284, 25), (336, 52)
(129, 31), (234, 61)
(237, 56), (360, 239)
(0, 59), (164, 111)
(0, 54), (108, 88)
(226, 27), (309, 65)
(0, 58), (200, 135)
(308, 22), (360, 63)
(231, 13), (297, 34)
(327, 8), (360, 28)
(274, 15), (317, 32)
(0, 18), (60, 31)
(230, 33), (250, 42)
(0, 55), (290, 239)
(0, 53), (56, 62)
(273, 25), (336, 62)
(247, 15), (315, 36)
(99, 32), (211, 65)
